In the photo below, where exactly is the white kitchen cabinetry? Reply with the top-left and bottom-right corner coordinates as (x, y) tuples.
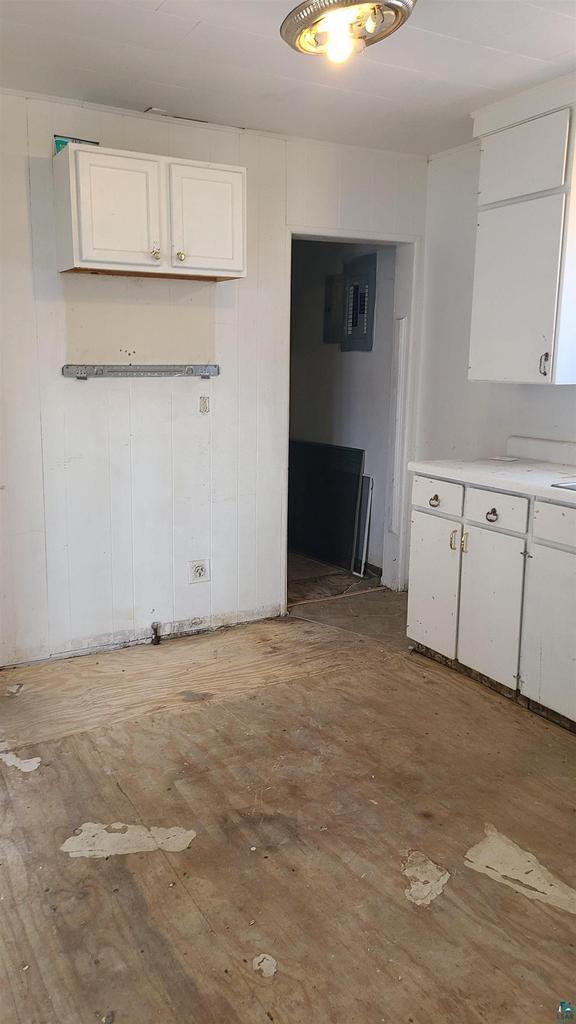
(457, 526), (524, 688)
(169, 162), (244, 275)
(469, 106), (576, 385)
(73, 149), (163, 268)
(478, 108), (569, 205)
(407, 466), (576, 725)
(469, 194), (565, 384)
(406, 511), (461, 659)
(521, 544), (576, 722)
(54, 143), (246, 280)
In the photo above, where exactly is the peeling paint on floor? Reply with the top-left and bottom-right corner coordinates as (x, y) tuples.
(401, 851), (450, 906)
(252, 953), (278, 978)
(0, 751), (41, 773)
(60, 822), (197, 858)
(465, 824), (576, 916)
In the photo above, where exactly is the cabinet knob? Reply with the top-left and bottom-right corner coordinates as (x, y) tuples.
(539, 352), (549, 377)
(176, 251), (187, 262)
(461, 532), (469, 554)
(150, 246), (161, 260)
(486, 507), (498, 523)
(449, 528), (458, 550)
(429, 494), (440, 508)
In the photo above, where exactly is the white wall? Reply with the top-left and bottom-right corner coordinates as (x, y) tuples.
(289, 240), (395, 566)
(0, 91), (427, 665)
(417, 143), (576, 461)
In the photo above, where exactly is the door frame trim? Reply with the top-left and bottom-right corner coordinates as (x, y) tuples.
(284, 228), (423, 601)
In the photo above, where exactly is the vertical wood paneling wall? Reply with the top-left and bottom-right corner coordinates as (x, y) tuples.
(0, 92), (427, 665)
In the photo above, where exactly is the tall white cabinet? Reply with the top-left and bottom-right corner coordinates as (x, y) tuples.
(469, 106), (576, 384)
(54, 143), (247, 280)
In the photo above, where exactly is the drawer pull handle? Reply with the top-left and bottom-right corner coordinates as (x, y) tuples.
(449, 528), (458, 550)
(429, 494), (440, 508)
(461, 532), (469, 554)
(486, 508), (498, 523)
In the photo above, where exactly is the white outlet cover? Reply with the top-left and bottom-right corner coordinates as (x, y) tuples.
(188, 559), (210, 584)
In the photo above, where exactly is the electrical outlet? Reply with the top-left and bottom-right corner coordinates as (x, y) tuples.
(199, 395), (210, 415)
(188, 559), (210, 583)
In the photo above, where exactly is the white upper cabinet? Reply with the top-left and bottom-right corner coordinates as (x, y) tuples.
(75, 149), (163, 267)
(54, 143), (246, 280)
(478, 109), (570, 205)
(469, 193), (566, 383)
(169, 163), (245, 275)
(469, 105), (575, 385)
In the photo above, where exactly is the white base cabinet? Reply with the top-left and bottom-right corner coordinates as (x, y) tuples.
(521, 543), (576, 723)
(457, 526), (524, 688)
(407, 472), (576, 723)
(407, 512), (461, 659)
(54, 143), (246, 280)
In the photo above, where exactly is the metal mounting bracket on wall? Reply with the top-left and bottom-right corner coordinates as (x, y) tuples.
(62, 364), (220, 380)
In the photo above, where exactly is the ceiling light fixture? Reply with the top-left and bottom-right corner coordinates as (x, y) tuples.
(280, 0), (416, 64)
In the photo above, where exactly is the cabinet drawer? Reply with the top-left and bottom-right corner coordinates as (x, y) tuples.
(464, 488), (528, 533)
(533, 501), (576, 548)
(479, 109), (570, 205)
(412, 476), (463, 517)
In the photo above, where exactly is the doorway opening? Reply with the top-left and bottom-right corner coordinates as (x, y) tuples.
(287, 237), (408, 608)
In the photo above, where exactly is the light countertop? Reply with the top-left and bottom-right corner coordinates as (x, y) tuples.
(408, 458), (576, 506)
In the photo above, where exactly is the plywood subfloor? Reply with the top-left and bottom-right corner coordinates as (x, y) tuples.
(1, 592), (575, 1024)
(287, 552), (380, 606)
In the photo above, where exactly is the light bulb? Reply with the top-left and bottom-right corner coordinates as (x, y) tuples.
(326, 29), (354, 62)
(323, 8), (355, 63)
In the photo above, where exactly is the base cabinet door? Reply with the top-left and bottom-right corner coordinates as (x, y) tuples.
(407, 511), (461, 659)
(457, 526), (524, 688)
(521, 545), (576, 722)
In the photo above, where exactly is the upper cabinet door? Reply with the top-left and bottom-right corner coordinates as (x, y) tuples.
(469, 193), (565, 383)
(75, 150), (163, 266)
(169, 163), (245, 275)
(479, 109), (570, 206)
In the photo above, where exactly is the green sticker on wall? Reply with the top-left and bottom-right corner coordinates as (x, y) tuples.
(54, 135), (100, 154)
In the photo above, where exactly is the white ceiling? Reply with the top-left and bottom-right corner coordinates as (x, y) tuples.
(0, 0), (575, 153)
